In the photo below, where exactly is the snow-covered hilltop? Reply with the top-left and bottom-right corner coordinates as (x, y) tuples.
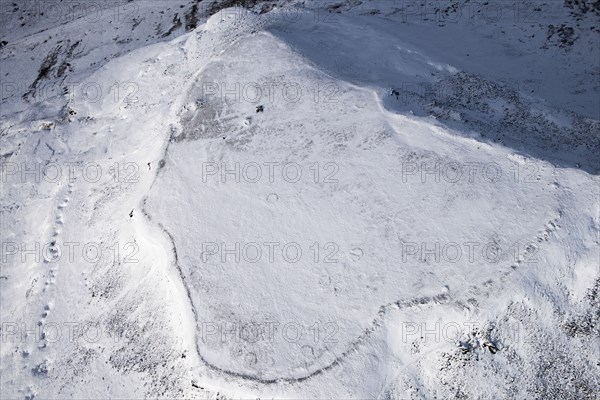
(1, 1), (599, 399)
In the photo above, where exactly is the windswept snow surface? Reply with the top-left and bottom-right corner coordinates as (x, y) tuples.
(1, 1), (599, 399)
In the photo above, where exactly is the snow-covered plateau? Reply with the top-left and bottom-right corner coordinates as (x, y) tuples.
(1, 0), (599, 399)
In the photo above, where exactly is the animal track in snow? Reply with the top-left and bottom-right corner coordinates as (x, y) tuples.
(19, 181), (75, 398)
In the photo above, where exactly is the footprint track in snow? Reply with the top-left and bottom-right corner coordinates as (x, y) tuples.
(20, 181), (76, 398)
